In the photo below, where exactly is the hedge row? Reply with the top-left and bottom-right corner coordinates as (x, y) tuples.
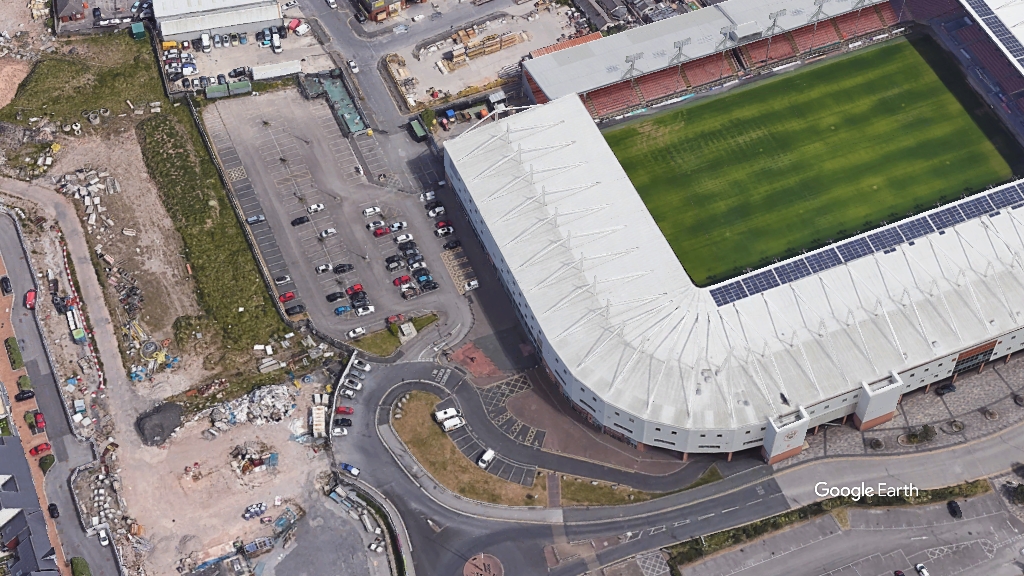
(5, 336), (23, 370)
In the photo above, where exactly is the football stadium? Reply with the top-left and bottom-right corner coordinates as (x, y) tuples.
(444, 0), (1024, 464)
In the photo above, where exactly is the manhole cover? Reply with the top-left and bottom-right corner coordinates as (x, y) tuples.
(463, 553), (503, 576)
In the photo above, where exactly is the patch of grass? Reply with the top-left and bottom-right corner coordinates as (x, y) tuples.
(0, 31), (164, 124)
(17, 375), (31, 390)
(251, 77), (297, 94)
(0, 417), (10, 437)
(71, 557), (92, 576)
(137, 107), (286, 354)
(605, 39), (1016, 285)
(393, 391), (546, 506)
(39, 454), (55, 474)
(5, 337), (23, 370)
(683, 464), (723, 491)
(412, 313), (438, 332)
(560, 476), (655, 506)
(665, 479), (990, 573)
(352, 314), (440, 357)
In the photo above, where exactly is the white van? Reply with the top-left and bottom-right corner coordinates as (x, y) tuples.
(464, 280), (479, 291)
(200, 32), (212, 53)
(271, 33), (282, 54)
(440, 416), (466, 432)
(477, 448), (495, 468)
(433, 407), (459, 422)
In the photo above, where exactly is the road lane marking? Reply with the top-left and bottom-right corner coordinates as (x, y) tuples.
(697, 514), (714, 520)
(722, 507), (738, 513)
(747, 499), (762, 505)
(673, 520), (690, 527)
(649, 526), (665, 535)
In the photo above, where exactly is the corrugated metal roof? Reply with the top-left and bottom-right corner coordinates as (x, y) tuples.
(523, 0), (892, 99)
(251, 60), (302, 80)
(445, 95), (1024, 432)
(530, 32), (604, 58)
(157, 3), (281, 36)
(153, 0), (273, 19)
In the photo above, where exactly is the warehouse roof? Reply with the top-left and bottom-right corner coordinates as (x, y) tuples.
(157, 2), (281, 36)
(445, 95), (1024, 431)
(958, 0), (1024, 78)
(153, 0), (273, 18)
(523, 0), (892, 100)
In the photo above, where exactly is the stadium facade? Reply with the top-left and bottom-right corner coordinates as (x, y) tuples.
(444, 91), (1024, 464)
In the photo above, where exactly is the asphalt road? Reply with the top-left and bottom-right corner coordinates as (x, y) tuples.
(0, 214), (119, 574)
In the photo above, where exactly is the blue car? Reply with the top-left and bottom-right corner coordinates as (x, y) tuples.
(340, 463), (360, 477)
(334, 305), (351, 315)
(416, 274), (433, 284)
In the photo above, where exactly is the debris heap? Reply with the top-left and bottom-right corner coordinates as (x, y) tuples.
(209, 385), (297, 429)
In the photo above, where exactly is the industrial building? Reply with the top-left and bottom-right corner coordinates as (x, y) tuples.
(444, 94), (1024, 464)
(153, 0), (282, 41)
(0, 437), (58, 574)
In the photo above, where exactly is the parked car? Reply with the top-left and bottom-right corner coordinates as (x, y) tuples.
(199, 76), (210, 88)
(386, 261), (404, 272)
(339, 388), (355, 399)
(278, 292), (295, 303)
(443, 239), (461, 250)
(230, 33), (239, 46)
(407, 254), (424, 265)
(284, 304), (306, 316)
(343, 379), (362, 391)
(914, 565), (929, 576)
(340, 463), (360, 477)
(334, 305), (352, 315)
(283, 0), (299, 7)
(935, 383), (956, 396)
(355, 10), (367, 22)
(24, 289), (36, 310)
(130, 1), (141, 13)
(98, 529), (110, 547)
(29, 443), (51, 456)
(213, 34), (222, 48)
(366, 220), (386, 230)
(291, 215), (310, 226)
(373, 227), (392, 237)
(347, 327), (366, 339)
(274, 275), (291, 285)
(464, 280), (479, 291)
(217, 74), (227, 85)
(385, 255), (403, 265)
(421, 281), (439, 291)
(0, 276), (10, 294)
(349, 369), (366, 380)
(356, 306), (375, 316)
(352, 359), (371, 371)
(410, 262), (427, 271)
(246, 214), (266, 225)
(336, 406), (354, 415)
(182, 78), (192, 89)
(48, 503), (59, 518)
(435, 226), (454, 237)
(33, 412), (45, 431)
(93, 7), (102, 18)
(334, 263), (354, 274)
(335, 417), (354, 427)
(315, 264), (331, 274)
(425, 200), (443, 211)
(393, 275), (411, 286)
(420, 191), (436, 202)
(326, 292), (345, 302)
(319, 228), (337, 239)
(228, 66), (248, 78)
(947, 500), (962, 518)
(395, 234), (414, 243)
(348, 291), (367, 302)
(428, 206), (446, 218)
(398, 240), (417, 251)
(362, 206), (381, 217)
(389, 221), (407, 232)
(402, 247), (420, 257)
(14, 390), (35, 402)
(239, 33), (248, 45)
(351, 296), (369, 308)
(348, 60), (359, 73)
(308, 203), (325, 213)
(346, 284), (364, 295)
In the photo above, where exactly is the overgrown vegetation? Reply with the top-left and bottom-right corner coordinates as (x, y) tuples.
(70, 557), (92, 576)
(17, 375), (31, 390)
(561, 477), (655, 506)
(0, 417), (10, 437)
(5, 336), (23, 370)
(666, 479), (990, 573)
(138, 108), (286, 358)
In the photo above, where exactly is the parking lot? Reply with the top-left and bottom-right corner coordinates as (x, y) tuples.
(204, 89), (470, 343)
(433, 395), (538, 486)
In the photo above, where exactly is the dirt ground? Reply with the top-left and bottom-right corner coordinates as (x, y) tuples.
(38, 132), (201, 345)
(0, 60), (31, 109)
(116, 397), (330, 575)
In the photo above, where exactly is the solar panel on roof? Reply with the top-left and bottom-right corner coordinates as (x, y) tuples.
(960, 196), (995, 219)
(896, 217), (934, 241)
(773, 259), (813, 284)
(989, 186), (1024, 209)
(928, 206), (965, 230)
(710, 281), (748, 307)
(836, 237), (873, 262)
(867, 227), (905, 252)
(741, 270), (780, 295)
(804, 248), (842, 273)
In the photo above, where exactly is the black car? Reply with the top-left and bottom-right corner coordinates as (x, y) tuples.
(935, 383), (956, 396)
(355, 11), (367, 23)
(425, 200), (443, 211)
(14, 389), (35, 402)
(385, 254), (403, 265)
(228, 66), (248, 78)
(284, 304), (306, 316)
(48, 503), (59, 518)
(398, 241), (417, 251)
(333, 263), (354, 274)
(255, 30), (265, 42)
(1, 276), (11, 294)
(947, 500), (962, 518)
(348, 290), (367, 301)
(351, 296), (370, 308)
(407, 254), (424, 265)
(217, 74), (227, 85)
(168, 72), (183, 82)
(92, 7), (101, 18)
(280, 26), (288, 39)
(443, 240), (461, 250)
(199, 76), (210, 88)
(291, 215), (310, 226)
(182, 78), (192, 89)
(326, 292), (345, 302)
(334, 417), (353, 427)
(421, 281), (439, 292)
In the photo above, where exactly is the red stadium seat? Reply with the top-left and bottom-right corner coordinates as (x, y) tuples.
(902, 0), (960, 20)
(586, 81), (642, 117)
(682, 54), (735, 88)
(834, 9), (885, 38)
(636, 67), (687, 102)
(741, 35), (797, 67)
(790, 21), (842, 52)
(877, 2), (900, 25)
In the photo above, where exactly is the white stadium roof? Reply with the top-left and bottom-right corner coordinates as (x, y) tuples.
(446, 94), (1024, 431)
(959, 0), (1024, 79)
(522, 0), (893, 100)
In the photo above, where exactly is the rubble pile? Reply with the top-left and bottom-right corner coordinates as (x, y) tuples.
(230, 441), (278, 476)
(55, 166), (121, 230)
(0, 29), (57, 60)
(209, 385), (298, 429)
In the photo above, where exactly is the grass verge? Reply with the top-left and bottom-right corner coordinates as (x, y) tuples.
(665, 479), (989, 574)
(0, 417), (10, 436)
(351, 314), (439, 357)
(71, 557), (92, 576)
(39, 454), (55, 474)
(5, 337), (23, 370)
(605, 38), (1018, 285)
(393, 391), (546, 506)
(683, 464), (723, 491)
(561, 476), (655, 506)
(17, 375), (31, 390)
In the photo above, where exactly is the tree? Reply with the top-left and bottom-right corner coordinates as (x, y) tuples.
(421, 108), (436, 129)
(1014, 484), (1024, 506)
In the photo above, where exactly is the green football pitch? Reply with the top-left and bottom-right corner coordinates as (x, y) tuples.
(603, 39), (1014, 286)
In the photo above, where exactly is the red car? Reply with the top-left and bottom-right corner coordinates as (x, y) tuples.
(34, 412), (45, 431)
(435, 220), (450, 228)
(393, 275), (411, 286)
(387, 314), (406, 325)
(278, 291), (295, 303)
(335, 406), (354, 415)
(30, 442), (51, 456)
(345, 284), (363, 295)
(24, 289), (36, 310)
(373, 227), (391, 237)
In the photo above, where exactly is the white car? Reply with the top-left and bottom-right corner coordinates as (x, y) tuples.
(428, 206), (445, 218)
(327, 0), (338, 6)
(464, 279), (479, 291)
(410, 262), (426, 271)
(420, 191), (435, 202)
(356, 305), (375, 316)
(347, 327), (366, 339)
(362, 206), (381, 217)
(353, 358), (371, 371)
(348, 60), (359, 73)
(315, 264), (331, 274)
(434, 226), (454, 238)
(339, 388), (355, 398)
(308, 203), (325, 213)
(343, 379), (363, 391)
(98, 529), (110, 547)
(366, 220), (386, 230)
(914, 565), (929, 576)
(394, 234), (414, 243)
(389, 221), (407, 232)
(332, 426), (348, 436)
(282, 0), (299, 7)
(319, 228), (337, 239)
